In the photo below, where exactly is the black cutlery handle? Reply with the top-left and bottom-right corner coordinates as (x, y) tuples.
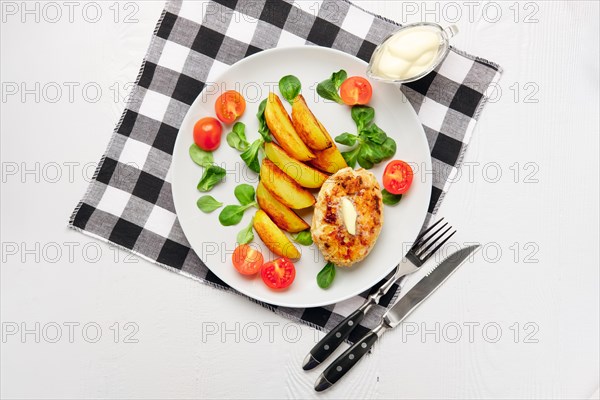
(315, 330), (379, 391)
(302, 309), (366, 370)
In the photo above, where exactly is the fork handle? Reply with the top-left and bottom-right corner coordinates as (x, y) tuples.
(302, 308), (366, 370)
(303, 270), (412, 370)
(314, 323), (388, 391)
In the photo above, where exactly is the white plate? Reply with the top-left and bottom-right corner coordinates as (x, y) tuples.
(172, 46), (431, 308)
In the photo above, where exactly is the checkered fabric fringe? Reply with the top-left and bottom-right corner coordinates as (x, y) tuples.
(69, 0), (502, 342)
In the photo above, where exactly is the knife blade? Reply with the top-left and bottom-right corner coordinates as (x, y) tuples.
(314, 245), (479, 392)
(383, 244), (479, 328)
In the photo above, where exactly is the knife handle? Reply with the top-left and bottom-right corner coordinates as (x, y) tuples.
(314, 328), (381, 392)
(302, 308), (366, 370)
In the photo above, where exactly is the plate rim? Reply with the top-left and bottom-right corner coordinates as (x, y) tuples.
(171, 45), (432, 308)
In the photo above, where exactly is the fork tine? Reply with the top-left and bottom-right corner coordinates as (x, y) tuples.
(412, 218), (445, 249)
(420, 230), (457, 263)
(416, 225), (452, 257)
(414, 221), (449, 253)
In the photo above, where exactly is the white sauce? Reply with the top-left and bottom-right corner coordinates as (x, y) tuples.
(370, 25), (442, 81)
(340, 197), (357, 235)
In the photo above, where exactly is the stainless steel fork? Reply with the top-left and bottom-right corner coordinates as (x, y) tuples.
(302, 218), (456, 370)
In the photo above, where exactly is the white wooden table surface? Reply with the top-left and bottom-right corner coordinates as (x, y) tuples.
(1, 1), (598, 399)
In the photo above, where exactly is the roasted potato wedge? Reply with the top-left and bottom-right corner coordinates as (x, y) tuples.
(310, 146), (348, 174)
(310, 142), (348, 174)
(291, 94), (333, 151)
(264, 93), (315, 161)
(253, 209), (301, 259)
(260, 159), (315, 209)
(264, 142), (328, 189)
(307, 119), (348, 174)
(256, 182), (310, 233)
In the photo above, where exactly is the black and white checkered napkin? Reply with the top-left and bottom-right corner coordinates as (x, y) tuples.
(69, 0), (502, 342)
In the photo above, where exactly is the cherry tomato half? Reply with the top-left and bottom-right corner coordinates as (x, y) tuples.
(193, 117), (223, 151)
(215, 90), (246, 124)
(383, 160), (414, 195)
(232, 244), (264, 275)
(339, 76), (373, 105)
(260, 257), (296, 290)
